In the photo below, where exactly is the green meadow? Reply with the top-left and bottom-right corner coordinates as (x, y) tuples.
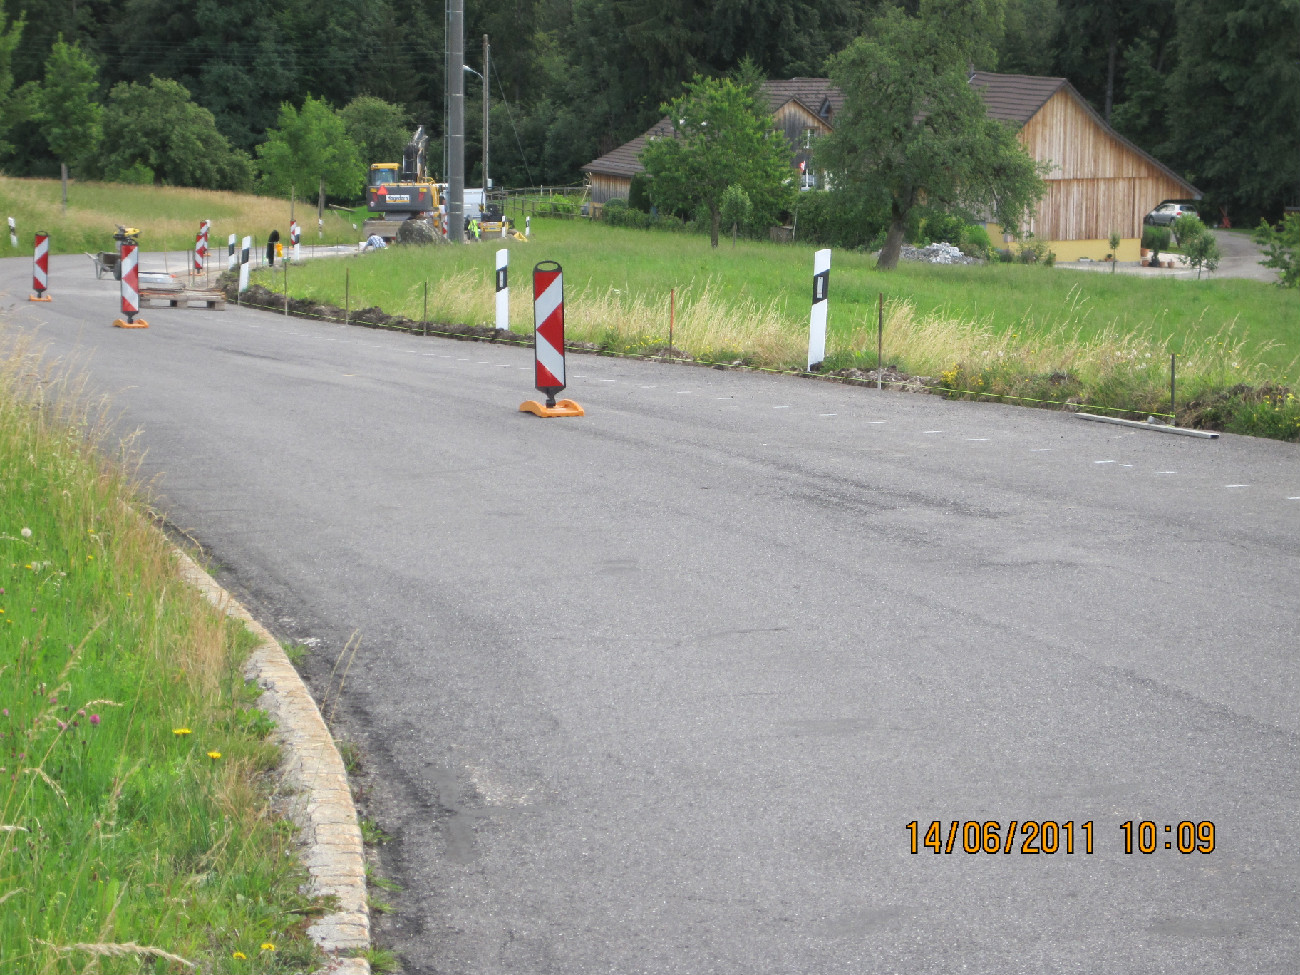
(261, 215), (1300, 435)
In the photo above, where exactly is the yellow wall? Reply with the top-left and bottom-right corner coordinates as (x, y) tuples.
(986, 223), (1140, 262)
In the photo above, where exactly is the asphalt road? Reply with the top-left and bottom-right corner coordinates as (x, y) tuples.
(5, 254), (1299, 974)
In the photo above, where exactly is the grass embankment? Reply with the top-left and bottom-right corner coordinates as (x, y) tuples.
(0, 336), (327, 973)
(0, 176), (361, 258)
(262, 216), (1300, 437)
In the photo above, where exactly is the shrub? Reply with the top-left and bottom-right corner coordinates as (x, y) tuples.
(958, 223), (993, 259)
(788, 190), (889, 250)
(916, 210), (965, 246)
(1142, 225), (1172, 252)
(1253, 214), (1300, 288)
(1172, 213), (1207, 248)
(628, 173), (652, 212)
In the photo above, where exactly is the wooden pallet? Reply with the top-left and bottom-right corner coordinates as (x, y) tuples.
(139, 289), (226, 310)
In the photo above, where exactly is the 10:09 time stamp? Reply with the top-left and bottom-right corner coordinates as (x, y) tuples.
(906, 820), (1216, 855)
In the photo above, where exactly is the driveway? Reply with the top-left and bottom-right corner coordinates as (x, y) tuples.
(1060, 230), (1281, 282)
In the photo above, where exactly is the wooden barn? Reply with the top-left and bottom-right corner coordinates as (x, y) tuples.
(583, 72), (1197, 262)
(582, 79), (844, 211)
(971, 71), (1199, 261)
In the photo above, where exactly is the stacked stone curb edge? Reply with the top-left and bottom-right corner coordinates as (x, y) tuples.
(172, 549), (371, 975)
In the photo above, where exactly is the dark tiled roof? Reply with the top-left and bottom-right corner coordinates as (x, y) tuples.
(968, 71), (1066, 123)
(582, 119), (674, 180)
(583, 80), (841, 178)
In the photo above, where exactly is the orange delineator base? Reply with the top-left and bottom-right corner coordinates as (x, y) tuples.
(29, 294), (51, 301)
(112, 318), (150, 329)
(519, 398), (584, 418)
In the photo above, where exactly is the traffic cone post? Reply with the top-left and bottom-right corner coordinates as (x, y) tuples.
(29, 232), (52, 301)
(519, 260), (583, 417)
(112, 240), (148, 328)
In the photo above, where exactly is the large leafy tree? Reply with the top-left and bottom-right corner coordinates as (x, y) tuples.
(1168, 0), (1300, 222)
(98, 77), (253, 191)
(37, 36), (101, 178)
(639, 73), (795, 248)
(256, 95), (363, 200)
(0, 0), (23, 157)
(340, 95), (412, 168)
(816, 0), (1047, 269)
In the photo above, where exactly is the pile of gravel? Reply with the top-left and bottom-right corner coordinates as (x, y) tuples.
(900, 242), (982, 265)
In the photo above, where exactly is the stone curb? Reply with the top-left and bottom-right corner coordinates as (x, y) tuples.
(172, 549), (371, 975)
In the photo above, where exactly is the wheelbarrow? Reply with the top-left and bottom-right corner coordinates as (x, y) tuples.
(88, 250), (120, 279)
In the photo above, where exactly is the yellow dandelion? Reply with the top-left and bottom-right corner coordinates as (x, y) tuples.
(232, 950), (247, 960)
(173, 727), (192, 736)
(261, 943), (276, 952)
(208, 751), (222, 760)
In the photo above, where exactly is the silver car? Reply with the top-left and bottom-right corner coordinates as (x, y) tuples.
(1145, 202), (1198, 226)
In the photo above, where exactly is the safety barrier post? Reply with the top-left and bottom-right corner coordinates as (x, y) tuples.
(519, 260), (583, 417)
(290, 220), (301, 262)
(238, 236), (251, 293)
(228, 234), (238, 271)
(808, 248), (830, 371)
(112, 241), (148, 328)
(30, 232), (52, 301)
(495, 248), (509, 330)
(7, 217), (15, 248)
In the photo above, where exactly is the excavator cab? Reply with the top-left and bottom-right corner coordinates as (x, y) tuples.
(369, 164), (400, 190)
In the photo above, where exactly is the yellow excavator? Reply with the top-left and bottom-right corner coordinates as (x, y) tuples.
(363, 126), (444, 242)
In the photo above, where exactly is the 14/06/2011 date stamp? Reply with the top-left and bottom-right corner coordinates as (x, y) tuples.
(906, 820), (1216, 855)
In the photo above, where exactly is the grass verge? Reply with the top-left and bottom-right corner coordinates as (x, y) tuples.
(249, 216), (1300, 439)
(0, 332), (328, 973)
(0, 176), (363, 259)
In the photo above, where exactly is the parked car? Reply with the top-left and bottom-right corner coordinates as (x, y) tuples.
(1145, 202), (1198, 226)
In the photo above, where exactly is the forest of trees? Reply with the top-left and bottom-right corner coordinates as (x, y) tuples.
(0, 0), (1296, 222)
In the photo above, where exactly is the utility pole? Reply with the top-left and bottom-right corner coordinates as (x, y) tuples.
(483, 34), (490, 212)
(447, 0), (465, 243)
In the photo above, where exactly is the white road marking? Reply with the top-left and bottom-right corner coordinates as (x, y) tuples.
(774, 405), (790, 409)
(1095, 460), (1116, 464)
(1031, 448), (1053, 452)
(1225, 484), (1250, 489)
(819, 413), (837, 417)
(1155, 471), (1177, 475)
(923, 430), (943, 434)
(967, 438), (989, 441)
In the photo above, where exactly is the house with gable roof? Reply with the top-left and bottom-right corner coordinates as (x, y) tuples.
(581, 79), (843, 209)
(582, 71), (1197, 262)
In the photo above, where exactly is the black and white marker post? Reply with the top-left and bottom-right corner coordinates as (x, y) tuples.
(495, 248), (509, 330)
(238, 236), (251, 293)
(808, 248), (831, 371)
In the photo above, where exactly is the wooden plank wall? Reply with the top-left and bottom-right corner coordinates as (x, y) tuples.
(589, 174), (632, 204)
(1020, 90), (1191, 240)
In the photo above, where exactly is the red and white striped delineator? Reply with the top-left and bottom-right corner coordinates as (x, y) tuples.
(495, 248), (509, 330)
(519, 260), (583, 417)
(112, 242), (148, 328)
(30, 232), (51, 301)
(193, 219), (210, 273)
(807, 248), (831, 370)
